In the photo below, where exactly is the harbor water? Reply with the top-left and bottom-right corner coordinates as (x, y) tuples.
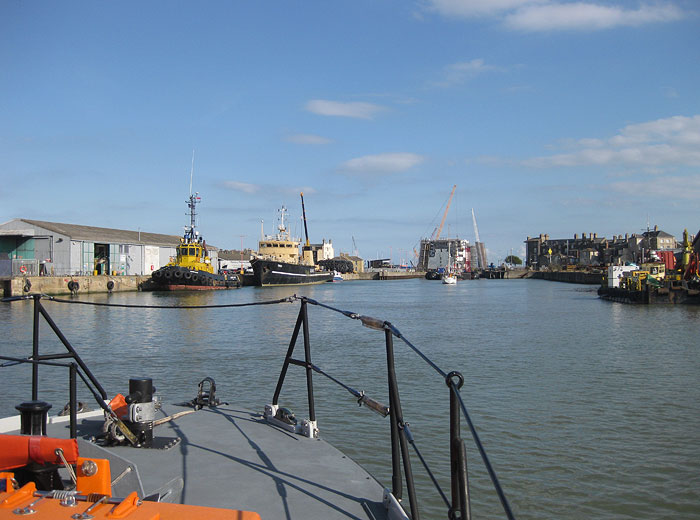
(2, 279), (699, 519)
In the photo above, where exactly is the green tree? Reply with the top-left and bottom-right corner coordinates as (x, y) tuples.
(505, 255), (522, 265)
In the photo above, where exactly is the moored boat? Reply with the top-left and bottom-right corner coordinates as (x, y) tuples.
(442, 273), (457, 285)
(150, 192), (239, 291)
(598, 229), (699, 304)
(250, 195), (332, 287)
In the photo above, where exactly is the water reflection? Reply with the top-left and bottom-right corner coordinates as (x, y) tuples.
(2, 281), (700, 520)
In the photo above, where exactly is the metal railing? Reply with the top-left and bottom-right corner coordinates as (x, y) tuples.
(272, 296), (516, 520)
(11, 259), (39, 276)
(2, 293), (516, 519)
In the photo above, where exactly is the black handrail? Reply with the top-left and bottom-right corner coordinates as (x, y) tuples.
(447, 371), (470, 520)
(303, 296), (516, 520)
(30, 295), (107, 401)
(3, 293), (516, 519)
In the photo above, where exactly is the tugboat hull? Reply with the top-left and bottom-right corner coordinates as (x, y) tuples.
(251, 259), (332, 286)
(150, 265), (240, 291)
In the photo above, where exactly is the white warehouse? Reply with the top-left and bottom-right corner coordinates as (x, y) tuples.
(0, 219), (218, 277)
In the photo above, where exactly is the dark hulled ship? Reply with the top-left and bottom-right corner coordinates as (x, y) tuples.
(250, 194), (332, 286)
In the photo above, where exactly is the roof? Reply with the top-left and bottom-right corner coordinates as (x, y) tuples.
(645, 230), (674, 239)
(16, 219), (183, 247)
(218, 249), (255, 261)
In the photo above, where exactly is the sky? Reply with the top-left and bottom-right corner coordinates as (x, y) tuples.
(1, 1), (699, 265)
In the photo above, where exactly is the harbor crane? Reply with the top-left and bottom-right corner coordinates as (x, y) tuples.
(472, 208), (481, 244)
(472, 208), (488, 269)
(430, 184), (457, 240)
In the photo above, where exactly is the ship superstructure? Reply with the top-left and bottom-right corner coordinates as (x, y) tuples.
(250, 196), (332, 286)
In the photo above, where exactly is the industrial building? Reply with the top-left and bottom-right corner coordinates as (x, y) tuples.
(417, 238), (472, 272)
(0, 218), (217, 278)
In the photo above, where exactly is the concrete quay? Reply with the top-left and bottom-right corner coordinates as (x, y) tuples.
(3, 275), (150, 297)
(531, 270), (603, 285)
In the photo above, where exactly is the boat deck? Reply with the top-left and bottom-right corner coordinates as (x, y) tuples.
(8, 403), (394, 520)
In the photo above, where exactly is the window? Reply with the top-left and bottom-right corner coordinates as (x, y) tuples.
(188, 247), (196, 256)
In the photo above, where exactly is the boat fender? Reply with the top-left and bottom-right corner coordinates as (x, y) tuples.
(183, 271), (192, 280)
(107, 280), (115, 291)
(67, 281), (80, 292)
(173, 270), (183, 279)
(23, 280), (31, 293)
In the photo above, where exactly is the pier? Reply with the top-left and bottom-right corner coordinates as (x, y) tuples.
(2, 275), (151, 297)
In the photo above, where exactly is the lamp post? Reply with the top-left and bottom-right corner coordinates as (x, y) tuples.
(239, 235), (246, 271)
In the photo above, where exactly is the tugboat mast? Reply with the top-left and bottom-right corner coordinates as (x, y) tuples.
(184, 150), (200, 242)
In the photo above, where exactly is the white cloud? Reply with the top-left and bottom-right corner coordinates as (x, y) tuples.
(221, 181), (260, 194)
(662, 86), (679, 99)
(505, 2), (684, 32)
(339, 153), (425, 174)
(436, 59), (499, 87)
(305, 99), (386, 119)
(523, 115), (700, 169)
(285, 133), (332, 145)
(425, 0), (684, 31)
(609, 174), (700, 200)
(220, 181), (316, 197)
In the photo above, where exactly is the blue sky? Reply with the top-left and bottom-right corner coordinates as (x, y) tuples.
(2, 1), (699, 265)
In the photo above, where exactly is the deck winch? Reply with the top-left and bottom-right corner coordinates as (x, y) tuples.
(123, 378), (156, 448)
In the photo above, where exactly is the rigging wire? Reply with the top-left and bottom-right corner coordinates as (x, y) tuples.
(3, 292), (515, 519)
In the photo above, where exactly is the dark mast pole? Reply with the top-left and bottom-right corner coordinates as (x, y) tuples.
(300, 192), (310, 247)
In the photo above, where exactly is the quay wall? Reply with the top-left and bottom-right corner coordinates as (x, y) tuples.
(3, 275), (150, 297)
(531, 271), (603, 285)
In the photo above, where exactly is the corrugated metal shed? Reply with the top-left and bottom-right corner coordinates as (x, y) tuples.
(18, 219), (182, 247)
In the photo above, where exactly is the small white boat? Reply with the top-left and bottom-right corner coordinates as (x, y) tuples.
(331, 271), (343, 282)
(442, 273), (457, 284)
(442, 242), (458, 284)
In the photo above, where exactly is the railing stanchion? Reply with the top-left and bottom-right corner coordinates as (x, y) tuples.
(448, 371), (470, 520)
(386, 327), (402, 500)
(272, 305), (304, 406)
(36, 303), (107, 400)
(69, 363), (77, 439)
(32, 295), (41, 400)
(385, 326), (419, 519)
(301, 299), (316, 422)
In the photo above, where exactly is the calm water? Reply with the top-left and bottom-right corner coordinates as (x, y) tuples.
(2, 279), (699, 519)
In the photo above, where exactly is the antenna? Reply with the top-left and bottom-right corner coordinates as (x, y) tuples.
(183, 150), (200, 242)
(189, 149), (195, 197)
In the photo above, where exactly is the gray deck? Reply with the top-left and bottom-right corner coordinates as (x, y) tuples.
(36, 404), (392, 519)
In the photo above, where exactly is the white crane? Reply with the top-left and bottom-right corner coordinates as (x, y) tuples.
(471, 208), (481, 244)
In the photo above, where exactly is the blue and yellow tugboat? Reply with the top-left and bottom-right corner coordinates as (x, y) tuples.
(150, 193), (239, 291)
